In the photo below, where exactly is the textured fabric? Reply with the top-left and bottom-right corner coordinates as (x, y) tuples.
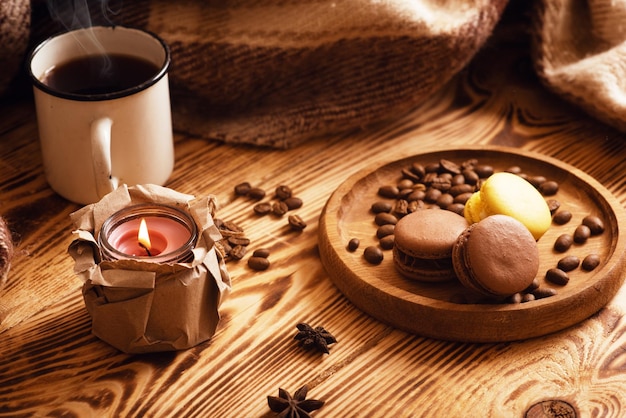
(8, 0), (507, 148)
(532, 0), (626, 132)
(0, 0), (30, 96)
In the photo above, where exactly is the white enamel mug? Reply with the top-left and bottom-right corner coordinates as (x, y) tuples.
(29, 26), (174, 205)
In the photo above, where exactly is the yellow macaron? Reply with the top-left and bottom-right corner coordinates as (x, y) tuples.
(463, 172), (551, 240)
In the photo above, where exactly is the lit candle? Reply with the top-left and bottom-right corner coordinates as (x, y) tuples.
(98, 204), (197, 263)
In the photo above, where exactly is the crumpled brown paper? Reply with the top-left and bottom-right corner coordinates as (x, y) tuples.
(68, 184), (231, 353)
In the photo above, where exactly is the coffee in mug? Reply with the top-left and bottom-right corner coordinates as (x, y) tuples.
(29, 26), (174, 205)
(42, 54), (160, 95)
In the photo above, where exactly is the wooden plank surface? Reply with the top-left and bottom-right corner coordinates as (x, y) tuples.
(2, 15), (626, 418)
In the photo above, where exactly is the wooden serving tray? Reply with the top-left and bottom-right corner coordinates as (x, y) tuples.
(318, 146), (626, 342)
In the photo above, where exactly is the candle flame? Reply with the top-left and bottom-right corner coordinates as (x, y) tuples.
(138, 218), (152, 253)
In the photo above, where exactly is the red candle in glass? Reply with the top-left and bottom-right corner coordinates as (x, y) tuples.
(99, 204), (197, 263)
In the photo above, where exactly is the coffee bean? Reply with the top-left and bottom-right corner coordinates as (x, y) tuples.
(424, 188), (442, 203)
(275, 185), (292, 200)
(436, 193), (454, 209)
(446, 203), (465, 217)
(284, 196), (303, 210)
(439, 159), (461, 175)
(425, 163), (439, 173)
(253, 202), (272, 215)
(507, 293), (523, 304)
(374, 212), (398, 226)
(474, 164), (494, 178)
(539, 180), (559, 196)
(505, 166), (522, 174)
(363, 246), (384, 264)
(248, 187), (266, 200)
(288, 215), (307, 231)
(552, 210), (572, 225)
(451, 174), (465, 186)
(582, 215), (604, 235)
(546, 199), (560, 214)
(533, 287), (557, 299)
(557, 255), (580, 272)
(228, 236), (251, 246)
(248, 256), (270, 271)
(521, 293), (536, 303)
(581, 254), (601, 271)
(397, 179), (414, 190)
(230, 245), (247, 260)
(408, 200), (425, 213)
(253, 248), (271, 258)
(378, 185), (399, 199)
(234, 182), (251, 196)
(347, 238), (360, 252)
(462, 169), (479, 185)
(449, 184), (474, 196)
(379, 235), (395, 250)
(554, 234), (573, 252)
(546, 268), (569, 285)
(574, 224), (591, 243)
(272, 201), (289, 217)
(371, 201), (392, 214)
(376, 224), (395, 239)
(407, 189), (426, 202)
(410, 162), (426, 178)
(527, 175), (546, 188)
(393, 199), (409, 217)
(524, 278), (540, 293)
(453, 192), (473, 205)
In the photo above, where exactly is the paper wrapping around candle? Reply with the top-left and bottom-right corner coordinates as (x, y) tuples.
(68, 184), (231, 353)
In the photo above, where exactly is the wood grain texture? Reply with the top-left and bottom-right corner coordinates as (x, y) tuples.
(2, 12), (626, 418)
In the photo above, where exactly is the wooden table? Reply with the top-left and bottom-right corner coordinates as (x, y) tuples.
(2, 18), (626, 418)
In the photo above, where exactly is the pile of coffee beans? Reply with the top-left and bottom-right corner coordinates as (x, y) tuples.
(220, 182), (307, 271)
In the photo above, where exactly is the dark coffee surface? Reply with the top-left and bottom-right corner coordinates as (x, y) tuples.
(43, 54), (159, 95)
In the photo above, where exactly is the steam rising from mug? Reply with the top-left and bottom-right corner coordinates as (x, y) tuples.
(46, 0), (121, 74)
(47, 0), (119, 31)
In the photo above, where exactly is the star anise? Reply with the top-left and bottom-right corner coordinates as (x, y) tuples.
(294, 323), (337, 354)
(267, 385), (325, 418)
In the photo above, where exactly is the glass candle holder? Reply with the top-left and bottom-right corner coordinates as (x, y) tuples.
(98, 203), (197, 263)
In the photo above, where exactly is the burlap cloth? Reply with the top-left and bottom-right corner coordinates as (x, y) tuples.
(2, 0), (626, 148)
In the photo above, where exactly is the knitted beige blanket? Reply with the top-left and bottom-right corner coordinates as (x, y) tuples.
(2, 0), (626, 147)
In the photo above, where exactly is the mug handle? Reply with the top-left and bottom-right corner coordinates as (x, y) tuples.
(90, 117), (119, 197)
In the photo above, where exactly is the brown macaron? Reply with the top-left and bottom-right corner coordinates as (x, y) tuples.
(452, 214), (540, 297)
(393, 209), (469, 282)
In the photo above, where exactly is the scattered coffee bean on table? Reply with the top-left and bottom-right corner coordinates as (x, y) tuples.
(254, 202), (272, 215)
(253, 248), (271, 258)
(275, 185), (292, 200)
(248, 256), (270, 271)
(248, 187), (266, 200)
(234, 182), (251, 196)
(288, 215), (307, 231)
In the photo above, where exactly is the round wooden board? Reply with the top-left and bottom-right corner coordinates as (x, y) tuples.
(318, 146), (626, 342)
